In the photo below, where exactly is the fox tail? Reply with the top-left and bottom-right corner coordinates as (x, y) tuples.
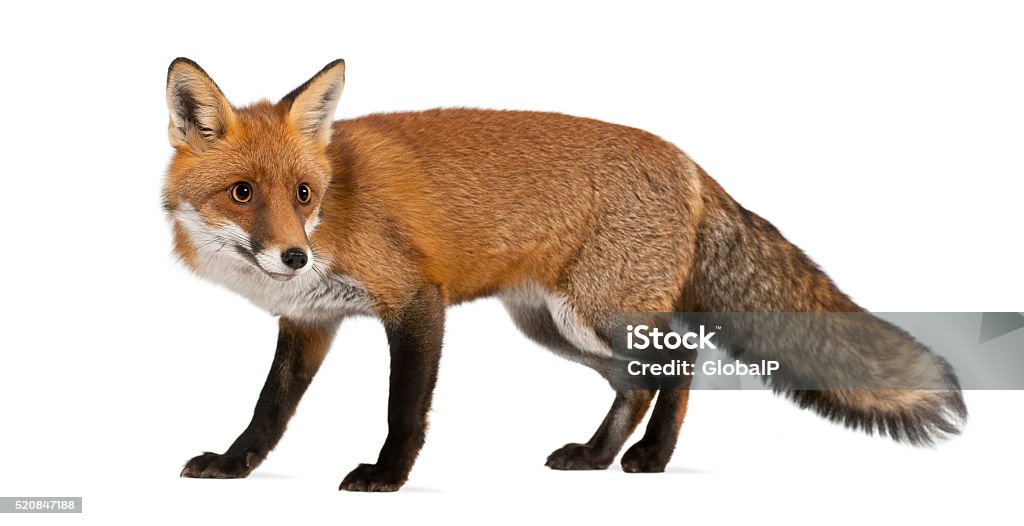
(684, 176), (967, 445)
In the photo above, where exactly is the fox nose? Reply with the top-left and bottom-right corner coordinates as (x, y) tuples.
(281, 248), (308, 270)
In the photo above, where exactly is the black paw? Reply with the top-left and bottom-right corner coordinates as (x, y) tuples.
(620, 441), (670, 473)
(545, 443), (612, 470)
(180, 451), (258, 478)
(339, 463), (407, 492)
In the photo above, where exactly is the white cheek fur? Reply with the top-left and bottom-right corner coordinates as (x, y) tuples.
(173, 203), (375, 321)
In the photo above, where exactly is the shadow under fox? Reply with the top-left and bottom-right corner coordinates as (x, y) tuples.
(163, 58), (966, 492)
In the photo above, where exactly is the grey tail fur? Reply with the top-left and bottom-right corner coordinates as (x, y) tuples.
(682, 179), (967, 445)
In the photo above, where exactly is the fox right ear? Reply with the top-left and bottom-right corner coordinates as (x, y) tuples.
(166, 58), (234, 152)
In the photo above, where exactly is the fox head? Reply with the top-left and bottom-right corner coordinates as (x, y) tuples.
(163, 58), (344, 282)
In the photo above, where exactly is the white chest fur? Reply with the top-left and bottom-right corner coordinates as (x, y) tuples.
(200, 255), (376, 320)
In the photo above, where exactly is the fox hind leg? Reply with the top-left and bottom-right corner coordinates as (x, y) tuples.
(619, 317), (697, 472)
(546, 389), (655, 469)
(621, 388), (692, 473)
(503, 286), (655, 470)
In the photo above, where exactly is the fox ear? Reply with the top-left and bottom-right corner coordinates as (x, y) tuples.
(166, 58), (234, 152)
(281, 59), (345, 146)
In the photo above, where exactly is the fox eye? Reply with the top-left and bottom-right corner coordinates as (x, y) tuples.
(296, 183), (312, 205)
(230, 182), (253, 204)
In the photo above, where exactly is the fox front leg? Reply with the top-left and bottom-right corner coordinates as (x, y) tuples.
(340, 287), (445, 492)
(180, 318), (338, 478)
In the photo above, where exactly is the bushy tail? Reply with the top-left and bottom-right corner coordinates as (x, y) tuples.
(684, 176), (967, 445)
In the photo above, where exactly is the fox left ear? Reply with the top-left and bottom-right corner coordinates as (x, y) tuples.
(281, 59), (346, 146)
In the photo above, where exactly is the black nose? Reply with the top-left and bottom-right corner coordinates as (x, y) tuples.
(281, 248), (308, 270)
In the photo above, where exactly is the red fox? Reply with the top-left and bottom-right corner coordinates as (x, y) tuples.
(164, 58), (966, 491)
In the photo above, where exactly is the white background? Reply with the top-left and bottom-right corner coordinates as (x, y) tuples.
(1, 1), (1022, 524)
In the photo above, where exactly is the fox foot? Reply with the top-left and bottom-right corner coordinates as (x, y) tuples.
(339, 463), (408, 492)
(180, 451), (259, 479)
(620, 441), (670, 473)
(545, 443), (613, 470)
